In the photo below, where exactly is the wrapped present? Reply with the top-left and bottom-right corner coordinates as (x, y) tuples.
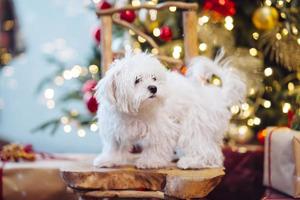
(1, 150), (95, 200)
(263, 127), (300, 198)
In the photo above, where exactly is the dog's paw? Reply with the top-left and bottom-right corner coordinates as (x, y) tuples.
(93, 155), (119, 168)
(177, 156), (209, 169)
(135, 157), (169, 169)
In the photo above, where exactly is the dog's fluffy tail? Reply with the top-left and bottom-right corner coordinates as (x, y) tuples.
(187, 51), (247, 107)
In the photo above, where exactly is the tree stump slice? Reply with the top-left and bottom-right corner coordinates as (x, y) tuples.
(61, 162), (224, 199)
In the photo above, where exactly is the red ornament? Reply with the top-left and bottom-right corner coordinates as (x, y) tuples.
(93, 27), (101, 43)
(84, 93), (99, 113)
(203, 0), (236, 16)
(257, 129), (267, 145)
(97, 0), (112, 10)
(82, 80), (98, 94)
(159, 25), (172, 42)
(120, 10), (136, 23)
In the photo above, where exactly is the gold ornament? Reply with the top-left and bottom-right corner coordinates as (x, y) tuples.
(252, 6), (279, 30)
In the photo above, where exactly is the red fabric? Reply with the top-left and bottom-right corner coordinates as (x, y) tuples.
(208, 145), (265, 200)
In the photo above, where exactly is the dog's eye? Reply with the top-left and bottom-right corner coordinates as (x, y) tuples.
(152, 76), (157, 81)
(135, 77), (142, 85)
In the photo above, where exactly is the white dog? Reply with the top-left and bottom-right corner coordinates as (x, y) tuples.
(93, 51), (246, 169)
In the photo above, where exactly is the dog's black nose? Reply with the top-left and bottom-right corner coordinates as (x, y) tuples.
(148, 85), (157, 94)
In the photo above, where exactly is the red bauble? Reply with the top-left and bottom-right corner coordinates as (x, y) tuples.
(97, 0), (112, 10)
(159, 26), (172, 42)
(257, 129), (267, 145)
(203, 0), (236, 16)
(84, 93), (98, 113)
(93, 27), (101, 43)
(120, 10), (136, 23)
(82, 80), (97, 94)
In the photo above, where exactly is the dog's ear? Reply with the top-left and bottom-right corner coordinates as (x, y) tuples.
(95, 71), (118, 105)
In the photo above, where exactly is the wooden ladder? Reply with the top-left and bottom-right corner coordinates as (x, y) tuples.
(96, 1), (199, 76)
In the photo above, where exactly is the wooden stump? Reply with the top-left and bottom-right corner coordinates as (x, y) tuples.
(61, 162), (224, 199)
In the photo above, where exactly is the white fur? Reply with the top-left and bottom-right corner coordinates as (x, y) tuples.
(93, 52), (246, 169)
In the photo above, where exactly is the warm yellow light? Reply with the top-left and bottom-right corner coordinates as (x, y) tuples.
(247, 118), (254, 126)
(253, 117), (261, 125)
(264, 0), (272, 6)
(63, 125), (72, 133)
(153, 28), (160, 37)
(292, 26), (298, 35)
(225, 16), (233, 24)
(90, 123), (98, 132)
(249, 88), (256, 95)
(89, 65), (99, 74)
(280, 12), (287, 19)
(249, 48), (258, 56)
(241, 103), (249, 110)
(77, 129), (86, 137)
(199, 43), (207, 51)
(172, 51), (181, 59)
(282, 28), (288, 36)
(252, 32), (259, 40)
(277, 0), (284, 7)
(70, 109), (79, 117)
(264, 67), (273, 77)
(288, 82), (295, 91)
(44, 88), (54, 99)
(263, 100), (271, 108)
(169, 6), (177, 12)
(224, 22), (234, 31)
(132, 0), (141, 6)
(138, 36), (146, 43)
(129, 29), (135, 35)
(174, 45), (182, 53)
(198, 16), (209, 26)
(297, 38), (300, 45)
(151, 48), (159, 55)
(276, 33), (282, 40)
(230, 105), (240, 114)
(282, 102), (291, 113)
(212, 77), (221, 86)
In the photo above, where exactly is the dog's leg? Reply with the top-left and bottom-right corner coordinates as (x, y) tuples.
(135, 137), (174, 169)
(135, 148), (173, 169)
(176, 111), (225, 169)
(93, 139), (137, 167)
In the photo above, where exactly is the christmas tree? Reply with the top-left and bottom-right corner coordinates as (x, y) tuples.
(35, 0), (300, 145)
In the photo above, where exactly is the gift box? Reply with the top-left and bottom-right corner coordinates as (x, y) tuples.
(263, 127), (300, 198)
(2, 154), (95, 200)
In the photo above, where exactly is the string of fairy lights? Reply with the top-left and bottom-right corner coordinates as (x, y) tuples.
(38, 0), (299, 141)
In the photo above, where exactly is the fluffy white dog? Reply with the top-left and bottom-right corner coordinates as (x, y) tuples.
(93, 52), (246, 169)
